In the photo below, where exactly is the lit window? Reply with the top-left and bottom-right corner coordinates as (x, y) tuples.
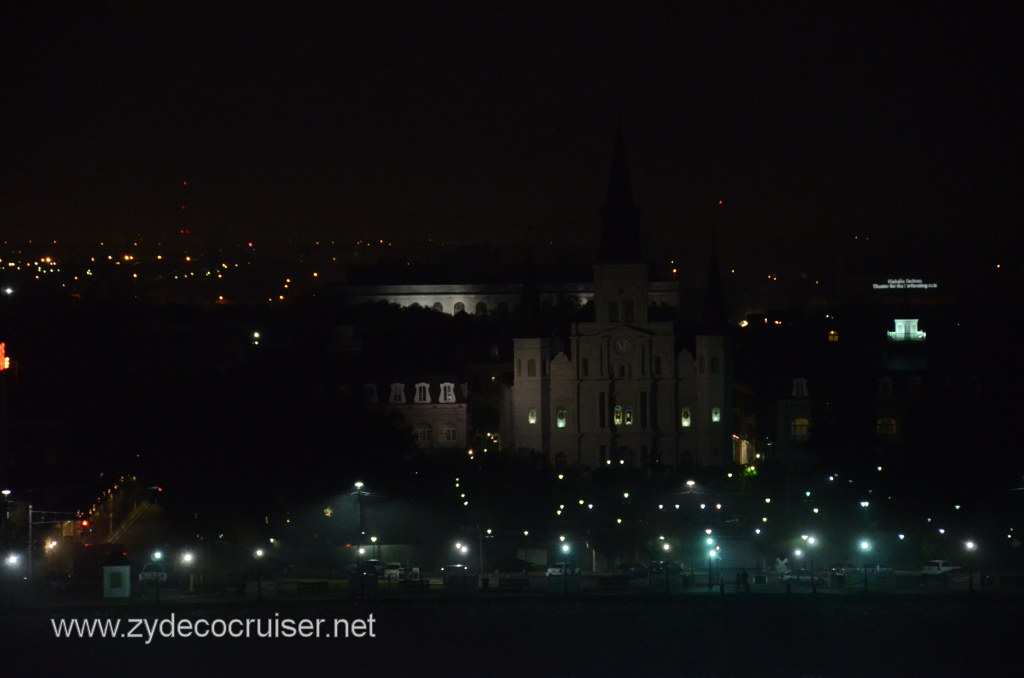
(439, 382), (456, 403)
(528, 408), (538, 425)
(613, 405), (623, 426)
(791, 418), (810, 442)
(389, 383), (405, 404)
(711, 407), (721, 423)
(828, 330), (839, 343)
(624, 407), (634, 426)
(556, 407), (567, 429)
(681, 407), (691, 428)
(414, 383), (430, 403)
(876, 417), (898, 437)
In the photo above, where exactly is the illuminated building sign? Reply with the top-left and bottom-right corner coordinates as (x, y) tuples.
(0, 342), (8, 370)
(872, 278), (938, 290)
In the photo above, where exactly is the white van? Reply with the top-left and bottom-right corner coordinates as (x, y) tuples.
(922, 560), (960, 575)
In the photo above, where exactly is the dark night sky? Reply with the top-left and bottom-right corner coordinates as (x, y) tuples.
(2, 2), (1020, 264)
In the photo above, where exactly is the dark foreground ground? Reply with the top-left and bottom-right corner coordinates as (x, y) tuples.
(2, 593), (1020, 677)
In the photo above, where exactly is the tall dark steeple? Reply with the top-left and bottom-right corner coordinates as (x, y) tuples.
(598, 123), (642, 262)
(699, 235), (730, 334)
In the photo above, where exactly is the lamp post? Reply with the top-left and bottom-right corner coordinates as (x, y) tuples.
(964, 541), (977, 592)
(859, 540), (871, 592)
(354, 481), (365, 598)
(662, 542), (672, 593)
(807, 536), (818, 593)
(152, 550), (164, 602)
(254, 548), (264, 601)
(705, 536), (716, 589)
(561, 543), (571, 595)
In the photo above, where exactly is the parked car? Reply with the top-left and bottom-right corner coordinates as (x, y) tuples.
(382, 562), (405, 580)
(830, 563), (859, 577)
(781, 569), (826, 585)
(138, 563), (168, 584)
(496, 558), (538, 574)
(922, 560), (961, 575)
(613, 562), (649, 578)
(546, 562), (580, 576)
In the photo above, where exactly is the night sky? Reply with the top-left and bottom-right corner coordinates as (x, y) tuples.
(3, 2), (1019, 263)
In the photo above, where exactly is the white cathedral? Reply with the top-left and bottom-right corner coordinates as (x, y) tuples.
(507, 128), (745, 471)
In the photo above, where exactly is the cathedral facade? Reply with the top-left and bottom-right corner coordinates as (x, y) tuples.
(507, 128), (741, 471)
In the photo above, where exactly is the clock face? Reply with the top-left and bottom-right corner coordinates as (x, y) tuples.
(613, 337), (634, 354)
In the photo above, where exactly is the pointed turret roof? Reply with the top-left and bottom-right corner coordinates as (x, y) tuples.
(598, 122), (642, 261)
(699, 235), (730, 334)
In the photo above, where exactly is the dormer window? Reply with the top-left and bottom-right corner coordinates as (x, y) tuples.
(439, 382), (456, 403)
(414, 382), (430, 403)
(363, 384), (378, 403)
(389, 383), (405, 404)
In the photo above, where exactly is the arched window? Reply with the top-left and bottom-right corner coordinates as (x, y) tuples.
(711, 407), (721, 423)
(613, 405), (624, 426)
(791, 417), (810, 442)
(527, 359), (536, 377)
(389, 383), (406, 404)
(475, 301), (487, 315)
(624, 407), (634, 426)
(528, 408), (538, 425)
(454, 302), (466, 314)
(414, 423), (432, 445)
(623, 298), (636, 322)
(431, 302), (443, 313)
(556, 406), (567, 429)
(439, 382), (456, 403)
(680, 407), (691, 428)
(438, 423), (457, 443)
(876, 417), (898, 437)
(414, 382), (430, 403)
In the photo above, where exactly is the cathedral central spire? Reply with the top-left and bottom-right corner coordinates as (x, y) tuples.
(598, 122), (642, 262)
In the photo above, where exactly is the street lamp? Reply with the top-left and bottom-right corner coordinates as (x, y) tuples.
(806, 536), (819, 593)
(859, 540), (871, 592)
(354, 482), (366, 598)
(561, 543), (571, 595)
(965, 541), (977, 592)
(254, 548), (265, 601)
